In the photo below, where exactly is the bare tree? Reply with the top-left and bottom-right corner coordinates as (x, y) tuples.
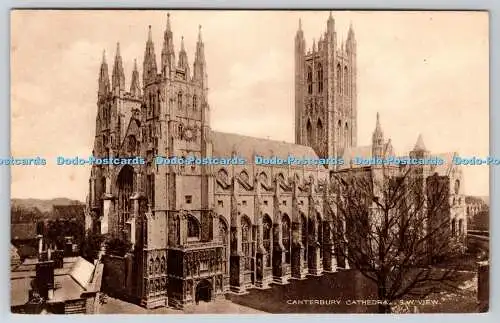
(330, 164), (463, 313)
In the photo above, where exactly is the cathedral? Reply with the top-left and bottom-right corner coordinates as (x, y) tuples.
(85, 13), (466, 309)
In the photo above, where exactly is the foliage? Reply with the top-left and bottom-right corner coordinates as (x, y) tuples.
(81, 230), (106, 262)
(330, 165), (462, 313)
(105, 237), (132, 257)
(45, 219), (85, 250)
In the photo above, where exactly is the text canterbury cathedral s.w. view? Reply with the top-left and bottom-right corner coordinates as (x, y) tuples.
(10, 10), (489, 314)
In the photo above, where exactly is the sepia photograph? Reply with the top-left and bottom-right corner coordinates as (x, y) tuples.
(10, 10), (489, 314)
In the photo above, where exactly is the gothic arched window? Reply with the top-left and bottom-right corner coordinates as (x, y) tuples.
(177, 92), (183, 109)
(193, 95), (198, 110)
(337, 120), (342, 149)
(336, 64), (342, 94)
(345, 122), (349, 148)
(117, 165), (134, 239)
(306, 119), (313, 146)
(317, 63), (323, 93)
(344, 66), (349, 96)
(187, 215), (200, 239)
(317, 118), (323, 148)
(282, 214), (291, 264)
(219, 218), (228, 274)
(241, 216), (252, 271)
(263, 215), (272, 267)
(307, 66), (313, 94)
(301, 214), (307, 263)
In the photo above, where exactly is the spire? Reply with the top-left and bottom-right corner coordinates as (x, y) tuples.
(327, 11), (335, 34)
(312, 38), (316, 52)
(414, 134), (427, 151)
(347, 21), (355, 42)
(161, 14), (175, 76)
(98, 49), (110, 99)
(178, 36), (188, 70)
(296, 18), (304, 39)
(373, 112), (384, 140)
(130, 59), (141, 98)
(112, 42), (125, 91)
(194, 25), (207, 85)
(166, 12), (171, 31)
(143, 25), (157, 84)
(372, 112), (385, 158)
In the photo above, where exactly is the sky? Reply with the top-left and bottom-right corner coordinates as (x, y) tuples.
(10, 10), (489, 200)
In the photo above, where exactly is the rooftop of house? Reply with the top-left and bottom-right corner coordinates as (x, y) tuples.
(11, 256), (102, 308)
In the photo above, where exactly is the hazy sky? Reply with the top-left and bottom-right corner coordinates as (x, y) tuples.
(11, 10), (489, 200)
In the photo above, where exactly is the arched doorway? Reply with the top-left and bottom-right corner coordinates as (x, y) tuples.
(195, 279), (212, 303)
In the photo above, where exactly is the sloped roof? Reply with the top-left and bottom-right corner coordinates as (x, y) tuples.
(68, 257), (94, 289)
(212, 131), (319, 162)
(11, 223), (38, 241)
(342, 145), (372, 167)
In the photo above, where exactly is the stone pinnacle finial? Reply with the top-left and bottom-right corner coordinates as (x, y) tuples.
(414, 134), (427, 151)
(198, 24), (202, 41)
(102, 50), (106, 63)
(148, 25), (152, 41)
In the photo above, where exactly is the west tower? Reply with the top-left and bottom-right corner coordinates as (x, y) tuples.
(295, 13), (357, 164)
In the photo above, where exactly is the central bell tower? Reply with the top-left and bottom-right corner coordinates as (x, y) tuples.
(294, 13), (357, 164)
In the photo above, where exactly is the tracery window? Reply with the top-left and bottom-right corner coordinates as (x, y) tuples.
(117, 166), (134, 239)
(177, 91), (183, 109)
(263, 215), (272, 267)
(344, 66), (349, 96)
(187, 215), (200, 239)
(317, 63), (323, 93)
(242, 216), (253, 271)
(307, 67), (313, 94)
(219, 218), (229, 274)
(282, 214), (291, 264)
(301, 214), (307, 263)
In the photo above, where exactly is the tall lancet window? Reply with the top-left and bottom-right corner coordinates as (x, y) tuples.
(282, 214), (291, 264)
(344, 66), (349, 96)
(306, 119), (313, 146)
(307, 67), (313, 94)
(345, 123), (349, 148)
(177, 92), (183, 110)
(263, 215), (272, 268)
(193, 95), (198, 110)
(241, 216), (252, 271)
(317, 63), (323, 93)
(317, 118), (323, 148)
(336, 64), (342, 94)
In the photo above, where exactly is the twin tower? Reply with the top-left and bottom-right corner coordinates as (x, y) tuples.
(295, 13), (357, 163)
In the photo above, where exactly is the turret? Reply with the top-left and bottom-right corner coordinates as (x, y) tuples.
(372, 112), (385, 158)
(410, 134), (429, 159)
(112, 42), (125, 93)
(98, 50), (110, 100)
(130, 59), (141, 98)
(294, 18), (306, 144)
(193, 25), (207, 87)
(161, 13), (175, 77)
(177, 36), (190, 78)
(143, 25), (158, 85)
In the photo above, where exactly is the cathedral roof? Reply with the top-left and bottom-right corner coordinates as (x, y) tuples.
(211, 131), (319, 165)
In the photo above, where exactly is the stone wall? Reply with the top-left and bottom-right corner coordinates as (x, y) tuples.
(102, 254), (135, 301)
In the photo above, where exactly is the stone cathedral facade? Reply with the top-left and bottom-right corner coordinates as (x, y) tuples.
(86, 13), (466, 309)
